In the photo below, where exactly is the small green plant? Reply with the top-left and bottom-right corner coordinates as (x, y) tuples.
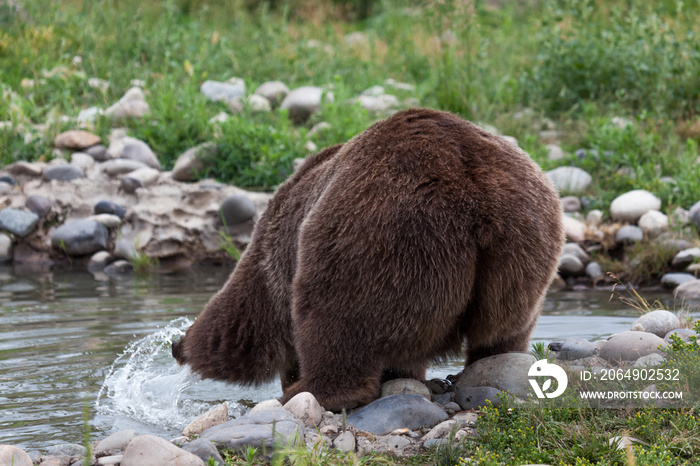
(128, 250), (159, 273)
(530, 341), (554, 362)
(433, 422), (463, 466)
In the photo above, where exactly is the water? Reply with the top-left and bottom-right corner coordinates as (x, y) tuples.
(0, 266), (685, 451)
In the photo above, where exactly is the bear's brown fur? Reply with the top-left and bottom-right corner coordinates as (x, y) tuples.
(172, 108), (564, 411)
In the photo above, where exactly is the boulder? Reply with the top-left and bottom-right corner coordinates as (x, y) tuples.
(51, 219), (109, 256)
(610, 190), (661, 223)
(346, 394), (448, 435)
(599, 331), (666, 362)
(455, 353), (536, 399)
(121, 435), (205, 466)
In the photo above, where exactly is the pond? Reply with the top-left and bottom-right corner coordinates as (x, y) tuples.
(0, 266), (684, 451)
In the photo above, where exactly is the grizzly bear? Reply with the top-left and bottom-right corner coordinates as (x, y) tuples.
(172, 108), (564, 411)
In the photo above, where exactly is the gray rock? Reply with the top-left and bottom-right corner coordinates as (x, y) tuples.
(89, 214), (122, 229)
(442, 402), (461, 414)
(0, 445), (33, 466)
(546, 144), (565, 161)
(633, 353), (665, 367)
(455, 353), (536, 399)
(431, 393), (452, 405)
(689, 199), (700, 229)
(0, 181), (12, 195)
(615, 225), (644, 244)
(4, 161), (43, 177)
(200, 79), (245, 102)
(599, 331), (666, 362)
(356, 94), (399, 114)
(333, 431), (355, 452)
(120, 177), (143, 193)
(37, 454), (71, 466)
(201, 407), (303, 451)
(183, 403), (229, 436)
(46, 444), (86, 457)
(249, 399), (283, 414)
(674, 279), (700, 300)
(181, 439), (224, 466)
(0, 208), (39, 237)
(105, 87), (150, 119)
(385, 435), (411, 450)
(545, 166), (592, 194)
(246, 94), (271, 113)
(70, 152), (95, 172)
(104, 260), (134, 278)
(423, 438), (449, 448)
(283, 392), (323, 427)
(87, 251), (114, 272)
(585, 262), (604, 279)
(121, 167), (159, 193)
(550, 338), (596, 360)
(558, 254), (584, 277)
(121, 435), (205, 466)
(280, 86), (333, 123)
(562, 242), (589, 264)
(254, 81), (290, 106)
(112, 238), (136, 260)
(563, 216), (585, 243)
(638, 210), (668, 236)
(172, 143), (216, 182)
(0, 233), (12, 262)
(346, 394), (448, 435)
(94, 201), (127, 219)
(43, 165), (84, 181)
(661, 273), (696, 289)
(560, 195), (581, 212)
(51, 220), (109, 256)
(85, 144), (109, 161)
(664, 328), (698, 344)
(587, 209), (604, 225)
(0, 175), (16, 186)
(454, 386), (502, 410)
(121, 140), (160, 169)
(54, 130), (100, 150)
(671, 247), (700, 269)
(610, 190), (661, 223)
(97, 455), (123, 465)
(630, 310), (680, 337)
(220, 194), (256, 226)
(380, 378), (431, 400)
(100, 159), (149, 177)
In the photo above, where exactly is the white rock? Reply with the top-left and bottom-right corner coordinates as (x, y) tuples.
(563, 215), (586, 243)
(94, 429), (139, 452)
(423, 420), (458, 441)
(89, 214), (122, 228)
(71, 152), (95, 172)
(455, 353), (536, 399)
(586, 209), (604, 225)
(333, 431), (355, 452)
(559, 254), (585, 277)
(122, 167), (160, 186)
(254, 81), (289, 106)
(545, 166), (592, 194)
(562, 242), (589, 264)
(280, 86), (333, 123)
(380, 378), (431, 400)
(630, 310), (681, 338)
(356, 94), (399, 113)
(671, 247), (700, 268)
(200, 79), (245, 102)
(249, 398), (283, 414)
(246, 94), (271, 113)
(546, 144), (565, 161)
(0, 445), (32, 466)
(105, 87), (150, 119)
(182, 403), (229, 437)
(121, 435), (205, 466)
(610, 190), (661, 223)
(283, 392), (323, 427)
(633, 353), (665, 367)
(599, 331), (667, 362)
(637, 210), (668, 236)
(0, 233), (13, 262)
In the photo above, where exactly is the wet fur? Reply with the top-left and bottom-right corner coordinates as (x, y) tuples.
(172, 108), (564, 411)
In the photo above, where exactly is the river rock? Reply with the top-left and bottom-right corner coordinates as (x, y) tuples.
(638, 210), (668, 236)
(97, 455), (123, 465)
(103, 259), (134, 277)
(37, 454), (71, 466)
(545, 166), (592, 194)
(70, 152), (95, 172)
(254, 81), (289, 106)
(586, 209), (604, 225)
(671, 247), (700, 268)
(585, 262), (604, 279)
(599, 331), (666, 362)
(560, 196), (581, 212)
(633, 353), (665, 367)
(0, 208), (39, 237)
(615, 225), (643, 244)
(51, 219), (109, 255)
(94, 200), (127, 219)
(5, 160), (44, 177)
(105, 87), (150, 119)
(46, 444), (86, 457)
(630, 310), (680, 337)
(183, 403), (229, 436)
(0, 233), (12, 262)
(201, 407), (303, 451)
(181, 439), (224, 466)
(610, 190), (661, 223)
(559, 254), (584, 277)
(546, 144), (565, 161)
(121, 167), (160, 191)
(455, 353), (536, 399)
(245, 94), (271, 113)
(380, 378), (431, 400)
(664, 328), (698, 344)
(357, 94), (399, 114)
(220, 194), (256, 225)
(280, 86), (333, 123)
(661, 273), (695, 289)
(283, 392), (323, 427)
(0, 445), (33, 466)
(249, 399), (283, 414)
(54, 130), (100, 150)
(120, 140), (160, 169)
(172, 143), (216, 181)
(674, 279), (700, 300)
(454, 386), (502, 410)
(200, 79), (245, 102)
(95, 429), (139, 453)
(0, 174), (16, 186)
(346, 394), (447, 435)
(87, 251), (113, 272)
(550, 338), (596, 360)
(85, 144), (109, 161)
(562, 242), (589, 264)
(0, 182), (11, 195)
(121, 435), (204, 466)
(86, 214), (121, 229)
(689, 200), (700, 229)
(562, 216), (585, 243)
(333, 431), (355, 452)
(101, 159), (149, 177)
(43, 165), (84, 181)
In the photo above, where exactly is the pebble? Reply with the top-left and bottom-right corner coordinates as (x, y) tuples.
(346, 394), (448, 435)
(280, 86), (333, 123)
(43, 165), (84, 181)
(181, 439), (224, 466)
(0, 208), (39, 237)
(560, 196), (581, 212)
(121, 167), (160, 191)
(545, 166), (592, 194)
(610, 190), (661, 223)
(562, 216), (586, 243)
(172, 143), (216, 182)
(661, 273), (695, 289)
(546, 144), (564, 161)
(549, 338), (596, 360)
(559, 254), (584, 277)
(54, 130), (100, 150)
(454, 386), (502, 410)
(121, 140), (161, 169)
(85, 144), (109, 161)
(87, 251), (114, 272)
(101, 159), (150, 177)
(5, 161), (43, 177)
(246, 94), (272, 113)
(585, 262), (604, 279)
(283, 392), (323, 427)
(333, 431), (355, 452)
(356, 94), (399, 114)
(615, 225), (643, 244)
(183, 403), (228, 437)
(254, 81), (290, 106)
(380, 378), (431, 400)
(70, 152), (95, 172)
(220, 194), (256, 225)
(664, 328), (698, 344)
(200, 79), (246, 102)
(674, 279), (700, 300)
(51, 219), (109, 255)
(630, 310), (681, 337)
(0, 233), (12, 262)
(599, 331), (666, 362)
(633, 353), (665, 367)
(586, 209), (603, 225)
(105, 87), (150, 119)
(0, 174), (17, 185)
(562, 242), (589, 264)
(120, 435), (205, 466)
(637, 210), (668, 236)
(0, 445), (33, 466)
(456, 352), (536, 399)
(248, 398), (282, 414)
(671, 247), (700, 269)
(94, 200), (127, 219)
(201, 407), (303, 451)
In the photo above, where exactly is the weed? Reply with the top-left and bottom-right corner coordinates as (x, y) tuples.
(128, 250), (159, 273)
(530, 341), (554, 362)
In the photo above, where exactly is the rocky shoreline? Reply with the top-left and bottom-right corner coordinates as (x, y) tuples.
(1, 309), (696, 466)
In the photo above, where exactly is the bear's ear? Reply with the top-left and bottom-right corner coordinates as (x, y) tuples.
(172, 338), (186, 364)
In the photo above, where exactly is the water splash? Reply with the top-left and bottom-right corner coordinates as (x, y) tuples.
(96, 317), (217, 430)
